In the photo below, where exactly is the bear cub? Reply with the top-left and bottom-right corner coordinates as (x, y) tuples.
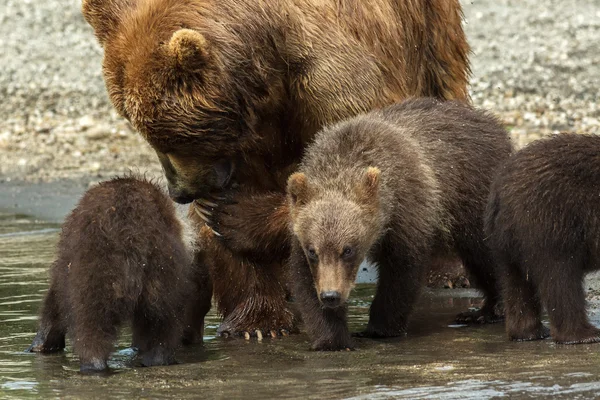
(287, 98), (512, 350)
(27, 176), (196, 372)
(486, 134), (600, 344)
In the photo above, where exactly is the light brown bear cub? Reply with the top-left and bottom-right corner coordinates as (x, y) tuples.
(287, 98), (512, 350)
(27, 176), (209, 372)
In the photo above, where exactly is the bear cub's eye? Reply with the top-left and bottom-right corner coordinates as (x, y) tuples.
(306, 246), (318, 261)
(341, 246), (354, 259)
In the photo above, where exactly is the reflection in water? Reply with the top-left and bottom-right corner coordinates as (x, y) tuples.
(2, 212), (600, 399)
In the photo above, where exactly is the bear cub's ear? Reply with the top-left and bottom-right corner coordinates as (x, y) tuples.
(168, 29), (210, 72)
(361, 167), (381, 199)
(287, 173), (311, 207)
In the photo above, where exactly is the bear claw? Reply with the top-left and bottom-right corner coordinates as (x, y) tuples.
(196, 198), (218, 208)
(193, 204), (211, 223)
(223, 328), (291, 340)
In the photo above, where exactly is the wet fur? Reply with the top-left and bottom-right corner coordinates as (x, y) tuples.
(486, 134), (600, 344)
(27, 176), (207, 371)
(288, 98), (512, 350)
(83, 0), (471, 335)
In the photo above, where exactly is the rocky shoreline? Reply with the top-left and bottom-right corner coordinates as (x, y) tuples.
(1, 0), (598, 186)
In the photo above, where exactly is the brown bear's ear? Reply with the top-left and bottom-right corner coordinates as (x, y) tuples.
(287, 173), (311, 208)
(82, 0), (132, 45)
(361, 167), (381, 199)
(167, 29), (210, 73)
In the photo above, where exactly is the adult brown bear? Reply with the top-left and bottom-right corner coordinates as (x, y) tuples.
(82, 0), (471, 337)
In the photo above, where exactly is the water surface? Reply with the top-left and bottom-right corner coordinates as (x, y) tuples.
(2, 212), (600, 399)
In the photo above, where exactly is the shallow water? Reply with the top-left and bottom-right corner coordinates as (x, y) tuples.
(2, 212), (600, 399)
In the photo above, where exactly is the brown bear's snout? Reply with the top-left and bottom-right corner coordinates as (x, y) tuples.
(320, 291), (342, 308)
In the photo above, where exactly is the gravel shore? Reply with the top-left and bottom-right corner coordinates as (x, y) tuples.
(1, 0), (599, 185)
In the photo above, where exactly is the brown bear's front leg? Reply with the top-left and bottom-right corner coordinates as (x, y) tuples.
(194, 224), (296, 338)
(203, 189), (291, 265)
(288, 239), (353, 351)
(358, 234), (428, 338)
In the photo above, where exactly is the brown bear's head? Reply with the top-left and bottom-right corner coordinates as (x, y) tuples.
(83, 0), (280, 203)
(287, 167), (383, 308)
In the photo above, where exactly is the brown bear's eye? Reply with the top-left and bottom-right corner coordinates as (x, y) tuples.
(341, 246), (354, 259)
(306, 247), (318, 261)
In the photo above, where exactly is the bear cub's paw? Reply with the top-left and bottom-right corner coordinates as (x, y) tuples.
(554, 327), (600, 345)
(25, 329), (65, 353)
(509, 325), (551, 342)
(140, 348), (177, 367)
(79, 358), (109, 374)
(455, 305), (504, 324)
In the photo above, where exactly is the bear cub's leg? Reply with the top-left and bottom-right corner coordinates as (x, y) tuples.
(132, 310), (180, 367)
(499, 261), (549, 341)
(71, 292), (122, 372)
(536, 254), (600, 344)
(26, 287), (66, 353)
(357, 234), (426, 338)
(181, 255), (213, 345)
(454, 244), (504, 324)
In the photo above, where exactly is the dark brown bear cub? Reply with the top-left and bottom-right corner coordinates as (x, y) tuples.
(287, 98), (512, 350)
(486, 134), (600, 344)
(27, 176), (196, 372)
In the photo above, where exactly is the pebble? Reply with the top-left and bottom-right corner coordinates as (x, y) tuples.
(1, 0), (598, 184)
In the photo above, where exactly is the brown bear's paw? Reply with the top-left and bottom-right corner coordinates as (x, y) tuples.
(553, 327), (600, 345)
(455, 305), (504, 324)
(218, 327), (296, 340)
(311, 336), (355, 351)
(196, 189), (265, 256)
(193, 202), (223, 241)
(230, 328), (294, 340)
(216, 307), (298, 340)
(509, 325), (551, 342)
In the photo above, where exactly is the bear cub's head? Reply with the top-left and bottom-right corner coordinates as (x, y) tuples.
(287, 167), (383, 308)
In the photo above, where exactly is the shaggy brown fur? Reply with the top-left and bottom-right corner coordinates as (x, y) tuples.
(26, 177), (206, 372)
(486, 134), (600, 344)
(287, 98), (512, 350)
(83, 0), (471, 336)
